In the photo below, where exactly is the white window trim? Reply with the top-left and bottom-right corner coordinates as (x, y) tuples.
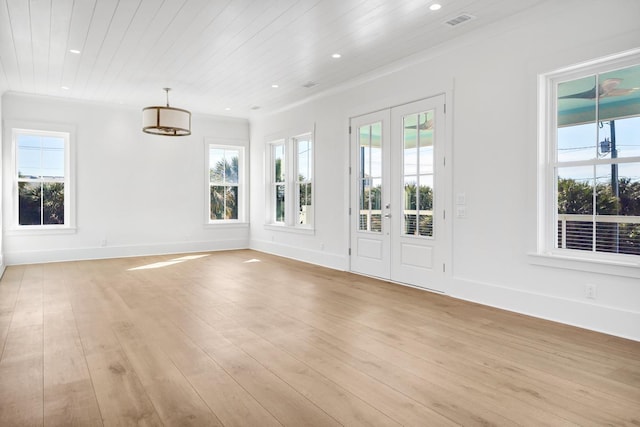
(534, 48), (640, 275)
(204, 138), (248, 226)
(269, 139), (287, 225)
(7, 122), (76, 234)
(265, 128), (315, 233)
(293, 132), (314, 230)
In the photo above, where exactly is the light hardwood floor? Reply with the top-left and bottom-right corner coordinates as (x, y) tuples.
(0, 249), (638, 426)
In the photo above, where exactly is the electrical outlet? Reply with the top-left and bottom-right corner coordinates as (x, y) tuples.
(585, 284), (597, 299)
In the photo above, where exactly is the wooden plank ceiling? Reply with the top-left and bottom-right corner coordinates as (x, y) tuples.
(0, 0), (544, 117)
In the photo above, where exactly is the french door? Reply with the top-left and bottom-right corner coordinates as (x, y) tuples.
(350, 95), (448, 292)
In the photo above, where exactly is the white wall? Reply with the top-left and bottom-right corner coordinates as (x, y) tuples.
(2, 93), (250, 264)
(249, 0), (640, 340)
(0, 91), (4, 275)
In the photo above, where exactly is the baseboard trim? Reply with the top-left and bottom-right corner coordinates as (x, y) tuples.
(4, 239), (250, 265)
(249, 239), (348, 271)
(450, 276), (640, 342)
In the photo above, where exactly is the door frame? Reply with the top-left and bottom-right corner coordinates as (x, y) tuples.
(347, 92), (454, 294)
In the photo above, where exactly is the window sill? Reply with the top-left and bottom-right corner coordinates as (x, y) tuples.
(204, 221), (249, 230)
(264, 223), (315, 235)
(6, 226), (77, 236)
(528, 252), (640, 279)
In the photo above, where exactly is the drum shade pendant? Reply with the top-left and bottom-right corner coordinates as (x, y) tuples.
(142, 88), (191, 136)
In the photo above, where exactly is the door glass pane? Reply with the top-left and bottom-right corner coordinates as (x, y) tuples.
(418, 175), (434, 237)
(359, 181), (370, 231)
(403, 115), (418, 176)
(360, 126), (371, 178)
(403, 110), (435, 238)
(371, 123), (382, 178)
(418, 111), (434, 175)
(371, 178), (382, 232)
(359, 123), (382, 233)
(403, 176), (417, 235)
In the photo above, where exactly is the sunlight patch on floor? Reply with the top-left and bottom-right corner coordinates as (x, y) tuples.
(127, 254), (210, 271)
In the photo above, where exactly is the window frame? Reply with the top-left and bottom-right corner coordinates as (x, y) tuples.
(270, 140), (287, 225)
(537, 49), (640, 269)
(10, 125), (75, 233)
(265, 130), (315, 233)
(205, 139), (247, 226)
(293, 133), (314, 228)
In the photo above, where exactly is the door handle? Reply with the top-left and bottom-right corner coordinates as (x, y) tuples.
(384, 214), (392, 218)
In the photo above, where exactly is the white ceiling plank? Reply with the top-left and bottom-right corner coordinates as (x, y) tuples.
(45, 0), (72, 96)
(0, 0), (561, 116)
(141, 0), (231, 80)
(59, 0), (97, 95)
(70, 0), (121, 96)
(96, 0), (176, 103)
(82, 0), (143, 99)
(106, 0), (191, 103)
(0, 54), (9, 91)
(0, 0), (22, 89)
(5, 0), (34, 91)
(133, 0), (273, 104)
(179, 0), (302, 85)
(29, 0), (51, 94)
(182, 0), (317, 104)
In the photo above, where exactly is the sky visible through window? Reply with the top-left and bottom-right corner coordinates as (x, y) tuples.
(17, 134), (65, 179)
(557, 116), (640, 183)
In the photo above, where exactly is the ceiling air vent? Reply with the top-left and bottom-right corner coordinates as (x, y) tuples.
(445, 13), (476, 27)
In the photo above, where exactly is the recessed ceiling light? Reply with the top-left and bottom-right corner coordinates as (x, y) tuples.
(272, 84), (279, 88)
(225, 107), (231, 111)
(429, 3), (442, 11)
(332, 53), (341, 59)
(61, 86), (70, 90)
(69, 49), (81, 54)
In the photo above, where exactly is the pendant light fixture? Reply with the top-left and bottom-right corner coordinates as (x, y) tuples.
(142, 88), (191, 136)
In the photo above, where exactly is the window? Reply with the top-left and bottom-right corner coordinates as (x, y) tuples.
(540, 51), (640, 262)
(272, 141), (286, 223)
(13, 128), (72, 229)
(207, 144), (245, 222)
(295, 135), (313, 226)
(267, 132), (314, 229)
